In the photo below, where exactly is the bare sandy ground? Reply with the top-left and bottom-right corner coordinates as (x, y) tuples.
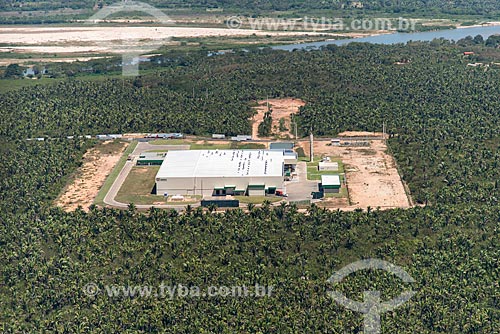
(456, 21), (500, 29)
(338, 131), (385, 137)
(252, 98), (306, 139)
(299, 136), (411, 210)
(0, 26), (333, 54)
(55, 141), (128, 212)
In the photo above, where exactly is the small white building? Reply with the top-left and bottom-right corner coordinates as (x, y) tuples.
(319, 161), (339, 171)
(156, 150), (285, 197)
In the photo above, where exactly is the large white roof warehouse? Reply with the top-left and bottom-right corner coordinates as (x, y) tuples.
(158, 150), (284, 178)
(156, 150), (285, 197)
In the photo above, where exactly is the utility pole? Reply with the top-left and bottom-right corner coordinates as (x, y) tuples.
(382, 121), (386, 142)
(291, 117), (298, 141)
(310, 129), (314, 162)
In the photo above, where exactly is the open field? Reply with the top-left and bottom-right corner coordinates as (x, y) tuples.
(115, 166), (200, 205)
(298, 135), (411, 209)
(252, 98), (305, 139)
(55, 140), (128, 211)
(306, 157), (345, 181)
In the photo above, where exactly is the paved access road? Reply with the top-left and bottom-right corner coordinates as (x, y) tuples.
(284, 162), (320, 203)
(103, 142), (195, 210)
(102, 141), (324, 210)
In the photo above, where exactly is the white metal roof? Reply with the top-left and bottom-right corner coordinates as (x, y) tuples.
(157, 150), (284, 178)
(321, 175), (341, 186)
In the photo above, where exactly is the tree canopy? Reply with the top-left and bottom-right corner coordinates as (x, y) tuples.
(0, 41), (499, 332)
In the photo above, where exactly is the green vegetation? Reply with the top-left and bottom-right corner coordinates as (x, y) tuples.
(115, 166), (179, 205)
(145, 149), (169, 153)
(323, 187), (349, 199)
(93, 140), (137, 205)
(306, 157), (345, 181)
(234, 195), (282, 204)
(231, 142), (266, 149)
(4, 0), (500, 18)
(0, 76), (65, 92)
(2, 40), (500, 332)
(190, 142), (231, 150)
(258, 109), (273, 137)
(148, 139), (191, 145)
(278, 117), (287, 132)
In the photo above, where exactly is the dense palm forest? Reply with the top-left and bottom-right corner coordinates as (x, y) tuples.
(3, 0), (500, 15)
(0, 42), (499, 332)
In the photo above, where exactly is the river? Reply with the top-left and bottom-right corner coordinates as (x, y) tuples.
(273, 25), (500, 51)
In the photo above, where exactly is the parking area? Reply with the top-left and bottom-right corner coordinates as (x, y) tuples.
(284, 161), (320, 203)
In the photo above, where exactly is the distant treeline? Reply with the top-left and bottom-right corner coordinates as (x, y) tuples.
(4, 39), (500, 207)
(1, 38), (500, 333)
(2, 0), (500, 16)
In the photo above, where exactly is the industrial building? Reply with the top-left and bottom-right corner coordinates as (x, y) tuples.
(269, 142), (297, 178)
(270, 142), (294, 150)
(156, 150), (286, 197)
(137, 152), (166, 166)
(321, 175), (341, 193)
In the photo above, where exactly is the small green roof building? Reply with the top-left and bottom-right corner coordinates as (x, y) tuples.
(321, 175), (341, 193)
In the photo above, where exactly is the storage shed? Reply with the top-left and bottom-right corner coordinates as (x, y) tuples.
(321, 175), (341, 193)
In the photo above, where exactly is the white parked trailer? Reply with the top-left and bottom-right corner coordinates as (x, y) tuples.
(231, 135), (252, 142)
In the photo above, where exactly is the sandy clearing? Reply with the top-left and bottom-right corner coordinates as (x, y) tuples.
(55, 141), (128, 212)
(298, 135), (411, 210)
(338, 131), (384, 137)
(252, 98), (306, 140)
(456, 21), (500, 29)
(0, 26), (333, 54)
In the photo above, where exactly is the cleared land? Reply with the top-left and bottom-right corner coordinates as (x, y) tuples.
(252, 98), (305, 139)
(298, 135), (411, 209)
(115, 166), (199, 205)
(55, 140), (128, 211)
